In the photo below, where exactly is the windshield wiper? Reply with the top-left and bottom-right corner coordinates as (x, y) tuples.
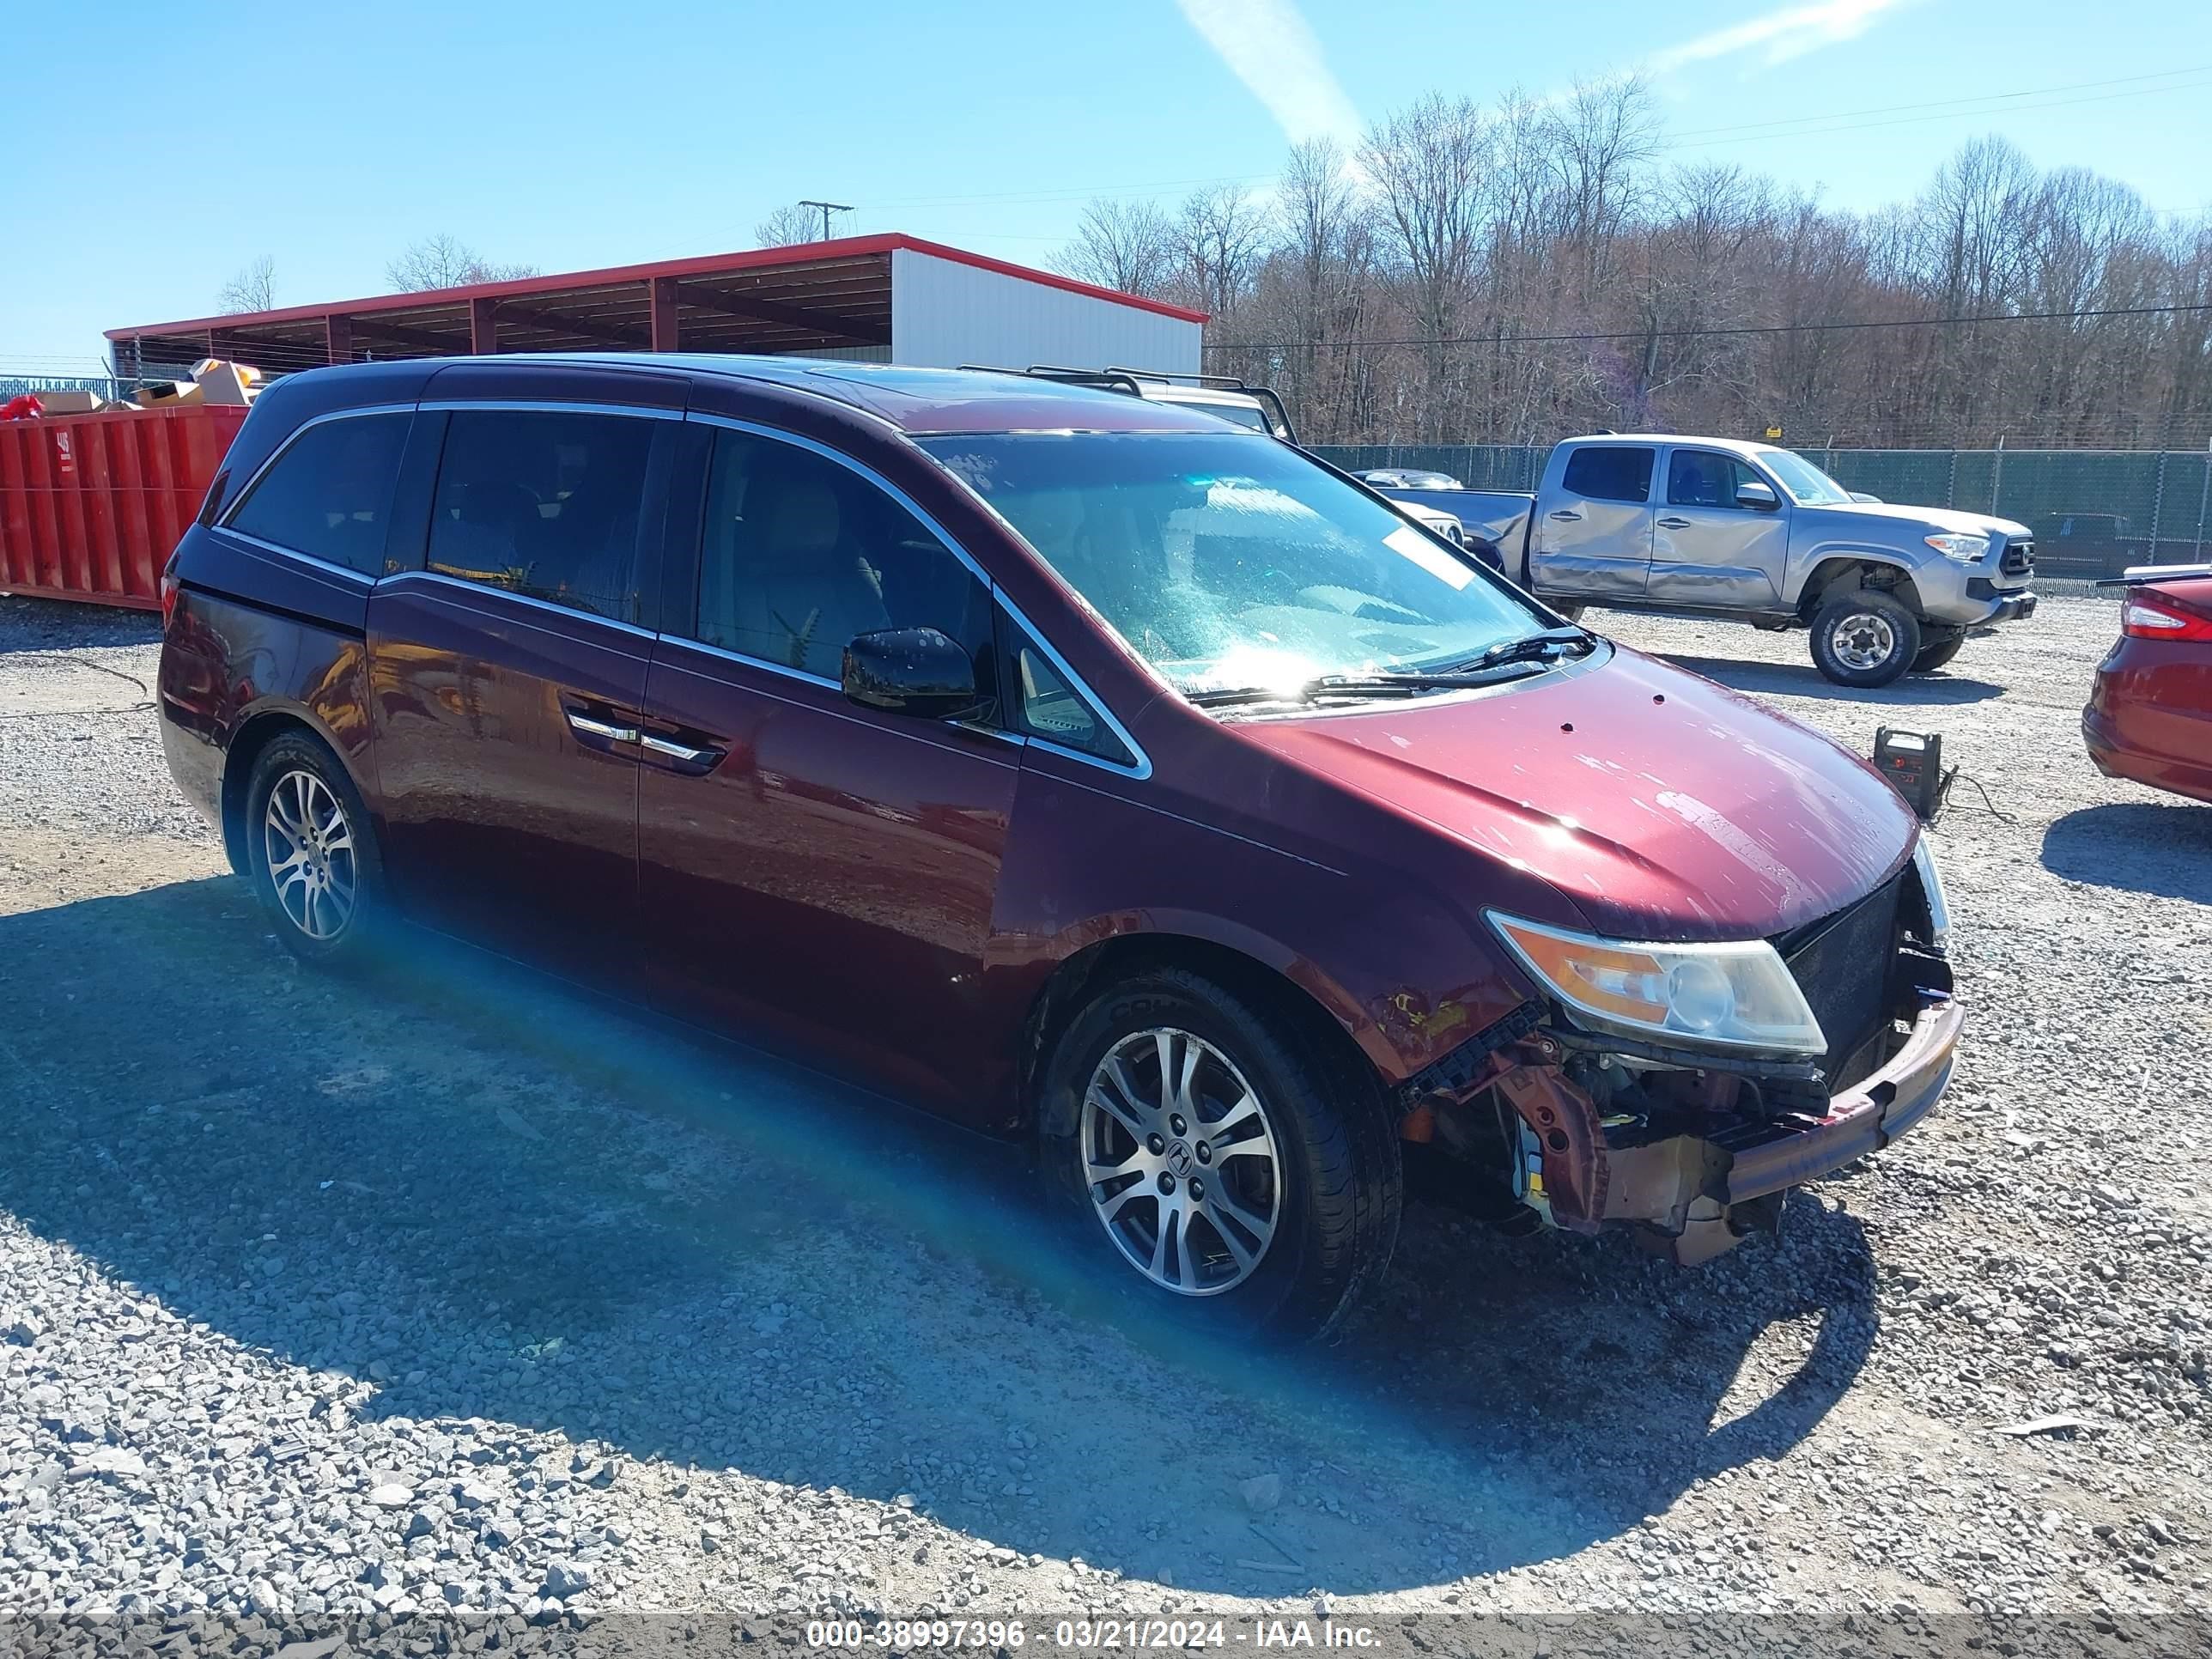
(1186, 648), (1570, 711)
(1424, 623), (1601, 677)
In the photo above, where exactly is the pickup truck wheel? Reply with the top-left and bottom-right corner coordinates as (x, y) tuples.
(1036, 968), (1401, 1343)
(1552, 603), (1586, 623)
(1811, 592), (1919, 687)
(1910, 635), (1966, 674)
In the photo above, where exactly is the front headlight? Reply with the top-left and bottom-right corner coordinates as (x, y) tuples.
(1487, 911), (1826, 1055)
(1911, 835), (1950, 951)
(1924, 532), (1990, 563)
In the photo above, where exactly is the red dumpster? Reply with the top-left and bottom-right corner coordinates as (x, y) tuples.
(0, 404), (249, 612)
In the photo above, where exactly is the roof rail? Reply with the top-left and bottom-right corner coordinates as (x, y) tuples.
(958, 363), (1297, 443)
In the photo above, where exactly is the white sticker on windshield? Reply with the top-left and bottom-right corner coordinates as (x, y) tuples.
(1385, 524), (1474, 590)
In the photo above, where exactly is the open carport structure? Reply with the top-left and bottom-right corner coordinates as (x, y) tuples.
(106, 233), (1205, 380)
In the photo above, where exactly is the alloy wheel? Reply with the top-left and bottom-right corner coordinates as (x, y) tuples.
(1831, 611), (1897, 672)
(262, 769), (358, 941)
(1080, 1028), (1283, 1296)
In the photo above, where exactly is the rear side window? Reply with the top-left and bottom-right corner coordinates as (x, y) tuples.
(427, 410), (653, 622)
(692, 428), (988, 679)
(226, 412), (411, 575)
(1561, 447), (1653, 504)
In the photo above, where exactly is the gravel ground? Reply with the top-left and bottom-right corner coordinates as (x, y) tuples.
(2, 590), (2209, 1654)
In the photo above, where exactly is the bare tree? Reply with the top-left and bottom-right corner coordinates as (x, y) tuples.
(386, 234), (538, 294)
(217, 255), (276, 314)
(1360, 94), (1492, 438)
(754, 204), (827, 248)
(1171, 184), (1268, 325)
(1057, 198), (1176, 297)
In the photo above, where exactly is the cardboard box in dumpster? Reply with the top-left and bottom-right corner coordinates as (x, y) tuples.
(191, 360), (260, 405)
(133, 380), (204, 409)
(33, 390), (107, 415)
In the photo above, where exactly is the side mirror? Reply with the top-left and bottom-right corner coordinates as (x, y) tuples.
(842, 627), (988, 722)
(1735, 480), (1780, 511)
(1849, 490), (1882, 504)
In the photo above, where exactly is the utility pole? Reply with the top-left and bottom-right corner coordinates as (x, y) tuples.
(799, 200), (853, 240)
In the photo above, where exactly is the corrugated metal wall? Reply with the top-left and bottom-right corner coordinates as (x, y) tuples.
(890, 250), (1200, 374)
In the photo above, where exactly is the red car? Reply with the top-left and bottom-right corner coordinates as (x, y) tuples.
(157, 356), (1957, 1339)
(2084, 569), (2212, 805)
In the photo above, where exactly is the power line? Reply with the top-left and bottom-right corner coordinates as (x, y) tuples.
(1660, 64), (2212, 143)
(1231, 301), (2212, 353)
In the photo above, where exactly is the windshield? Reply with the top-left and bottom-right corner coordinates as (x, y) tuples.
(921, 432), (1549, 696)
(1758, 448), (1853, 505)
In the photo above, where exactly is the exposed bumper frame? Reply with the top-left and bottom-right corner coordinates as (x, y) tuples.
(1721, 994), (1962, 1202)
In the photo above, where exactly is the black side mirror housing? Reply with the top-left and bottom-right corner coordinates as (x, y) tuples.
(1736, 480), (1781, 511)
(842, 628), (988, 722)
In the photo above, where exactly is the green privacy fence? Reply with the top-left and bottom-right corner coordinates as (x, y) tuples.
(1312, 443), (2212, 577)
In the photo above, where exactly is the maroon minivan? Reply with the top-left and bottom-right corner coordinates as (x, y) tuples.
(158, 355), (1960, 1337)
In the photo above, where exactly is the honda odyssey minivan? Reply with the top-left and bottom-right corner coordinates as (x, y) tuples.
(158, 355), (1960, 1338)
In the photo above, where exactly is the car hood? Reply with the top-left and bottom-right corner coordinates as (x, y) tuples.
(1802, 499), (2031, 541)
(1228, 646), (1917, 940)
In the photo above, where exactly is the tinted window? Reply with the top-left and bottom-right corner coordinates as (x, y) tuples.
(426, 410), (653, 621)
(1668, 450), (1760, 508)
(694, 430), (987, 680)
(227, 413), (410, 575)
(1560, 447), (1653, 504)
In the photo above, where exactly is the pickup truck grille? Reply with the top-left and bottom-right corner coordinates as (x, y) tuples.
(2001, 538), (2034, 575)
(1778, 872), (1903, 1085)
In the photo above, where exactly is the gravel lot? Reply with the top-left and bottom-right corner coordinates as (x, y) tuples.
(3, 591), (2209, 1653)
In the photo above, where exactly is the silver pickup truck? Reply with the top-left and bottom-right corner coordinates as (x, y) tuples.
(1376, 435), (2039, 686)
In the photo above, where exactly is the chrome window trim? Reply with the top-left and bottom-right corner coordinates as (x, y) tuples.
(416, 399), (685, 421)
(210, 526), (377, 586)
(655, 631), (842, 692)
(391, 568), (657, 641)
(216, 403), (418, 542)
(996, 592), (1152, 781)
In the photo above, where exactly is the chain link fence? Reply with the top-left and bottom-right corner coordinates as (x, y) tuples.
(1313, 442), (2212, 580)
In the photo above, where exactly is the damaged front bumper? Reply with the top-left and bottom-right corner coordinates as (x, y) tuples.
(1416, 985), (1960, 1265)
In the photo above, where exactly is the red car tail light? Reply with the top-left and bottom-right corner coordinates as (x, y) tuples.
(2121, 592), (2212, 641)
(159, 558), (181, 629)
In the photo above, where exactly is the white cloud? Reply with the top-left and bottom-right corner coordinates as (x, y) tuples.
(1647, 0), (1913, 75)
(1173, 0), (1364, 145)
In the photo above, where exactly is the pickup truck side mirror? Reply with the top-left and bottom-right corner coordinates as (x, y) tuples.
(843, 628), (990, 722)
(1735, 480), (1781, 511)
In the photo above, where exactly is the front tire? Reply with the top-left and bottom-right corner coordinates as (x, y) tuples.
(1810, 591), (1920, 687)
(243, 731), (383, 963)
(1036, 967), (1401, 1341)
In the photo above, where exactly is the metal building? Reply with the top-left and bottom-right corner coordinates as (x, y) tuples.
(105, 234), (1205, 380)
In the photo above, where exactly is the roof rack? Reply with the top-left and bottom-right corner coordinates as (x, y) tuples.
(959, 362), (1297, 443)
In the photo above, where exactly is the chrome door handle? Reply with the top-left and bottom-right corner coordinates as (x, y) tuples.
(566, 711), (641, 744)
(1549, 509), (1583, 520)
(640, 733), (724, 765)
(1656, 516), (1692, 529)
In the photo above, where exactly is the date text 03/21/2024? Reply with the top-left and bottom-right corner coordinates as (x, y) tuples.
(804, 1619), (1383, 1649)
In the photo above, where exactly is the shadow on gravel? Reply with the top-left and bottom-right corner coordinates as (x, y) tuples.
(0, 875), (1878, 1597)
(2041, 799), (2212, 902)
(1655, 652), (2006, 707)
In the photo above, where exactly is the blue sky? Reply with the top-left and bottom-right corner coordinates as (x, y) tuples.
(4, 0), (2207, 371)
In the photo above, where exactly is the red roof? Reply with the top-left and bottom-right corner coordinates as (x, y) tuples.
(108, 233), (1206, 368)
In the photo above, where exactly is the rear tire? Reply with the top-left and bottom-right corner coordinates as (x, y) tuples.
(1910, 634), (1966, 675)
(242, 731), (384, 964)
(1810, 591), (1919, 687)
(1036, 967), (1401, 1342)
